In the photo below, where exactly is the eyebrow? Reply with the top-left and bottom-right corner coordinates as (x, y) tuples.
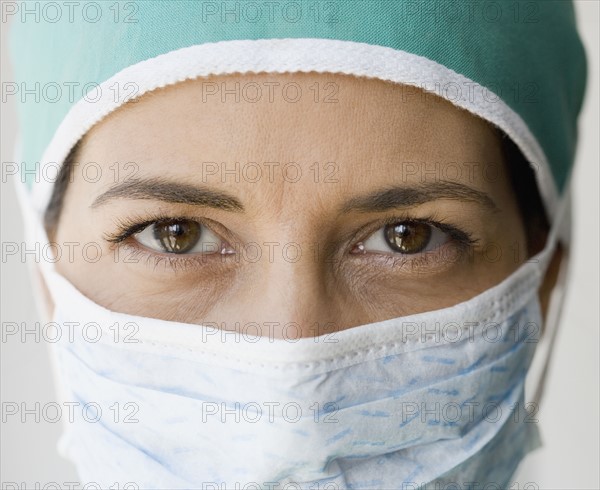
(90, 178), (498, 215)
(339, 181), (499, 214)
(90, 178), (244, 211)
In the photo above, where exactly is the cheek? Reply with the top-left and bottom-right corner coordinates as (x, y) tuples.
(337, 235), (527, 319)
(337, 263), (476, 318)
(99, 275), (232, 321)
(55, 236), (240, 322)
(51, 245), (524, 333)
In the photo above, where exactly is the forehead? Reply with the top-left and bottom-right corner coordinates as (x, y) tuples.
(73, 72), (505, 213)
(81, 71), (500, 158)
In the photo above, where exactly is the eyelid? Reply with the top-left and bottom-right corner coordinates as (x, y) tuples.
(102, 211), (479, 274)
(347, 217), (479, 274)
(359, 222), (449, 255)
(113, 241), (239, 274)
(133, 220), (232, 255)
(103, 215), (241, 274)
(103, 212), (240, 247)
(348, 213), (477, 254)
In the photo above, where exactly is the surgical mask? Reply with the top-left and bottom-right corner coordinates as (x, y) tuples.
(17, 175), (569, 490)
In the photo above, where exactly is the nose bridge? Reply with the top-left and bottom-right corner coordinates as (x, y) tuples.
(244, 243), (338, 339)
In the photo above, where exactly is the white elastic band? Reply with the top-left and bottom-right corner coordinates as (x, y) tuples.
(524, 178), (573, 407)
(30, 38), (558, 222)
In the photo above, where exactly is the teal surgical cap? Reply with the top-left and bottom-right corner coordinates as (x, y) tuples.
(7, 0), (587, 220)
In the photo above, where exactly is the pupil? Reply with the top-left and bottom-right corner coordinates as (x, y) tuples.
(169, 223), (184, 236)
(384, 221), (431, 254)
(153, 220), (201, 254)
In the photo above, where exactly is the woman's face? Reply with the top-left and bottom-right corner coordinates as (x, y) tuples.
(53, 72), (528, 338)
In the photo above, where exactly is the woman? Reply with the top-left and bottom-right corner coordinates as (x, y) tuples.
(8, 1), (587, 488)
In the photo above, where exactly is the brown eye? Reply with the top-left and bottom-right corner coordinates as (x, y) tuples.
(133, 219), (229, 255)
(357, 220), (450, 256)
(384, 221), (432, 254)
(152, 220), (202, 254)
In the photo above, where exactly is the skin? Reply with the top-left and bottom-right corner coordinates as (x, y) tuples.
(41, 72), (562, 338)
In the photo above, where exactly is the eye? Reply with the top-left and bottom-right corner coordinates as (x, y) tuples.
(133, 219), (234, 255)
(354, 220), (450, 255)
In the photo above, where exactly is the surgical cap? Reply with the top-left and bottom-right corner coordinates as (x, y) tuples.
(7, 0), (588, 220)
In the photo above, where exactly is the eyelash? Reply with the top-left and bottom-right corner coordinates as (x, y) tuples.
(103, 212), (233, 272)
(349, 212), (479, 271)
(362, 213), (477, 250)
(103, 211), (479, 272)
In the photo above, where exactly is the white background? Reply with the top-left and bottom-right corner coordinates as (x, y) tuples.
(1, 2), (598, 488)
